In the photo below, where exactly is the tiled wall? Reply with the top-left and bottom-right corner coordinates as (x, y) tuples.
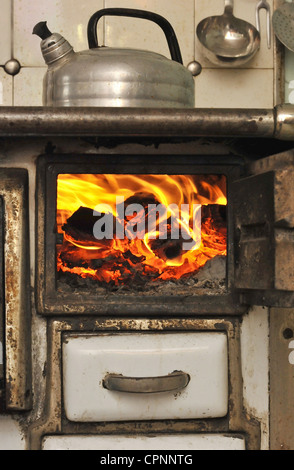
(284, 0), (294, 104)
(0, 0), (278, 107)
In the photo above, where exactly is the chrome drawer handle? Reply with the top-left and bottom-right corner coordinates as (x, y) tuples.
(103, 370), (190, 394)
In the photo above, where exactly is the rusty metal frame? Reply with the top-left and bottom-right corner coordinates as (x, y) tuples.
(27, 317), (261, 450)
(0, 169), (32, 411)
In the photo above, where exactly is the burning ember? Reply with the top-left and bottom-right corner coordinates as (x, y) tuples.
(56, 174), (227, 287)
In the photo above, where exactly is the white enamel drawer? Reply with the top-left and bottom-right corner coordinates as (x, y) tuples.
(42, 434), (245, 450)
(62, 332), (228, 422)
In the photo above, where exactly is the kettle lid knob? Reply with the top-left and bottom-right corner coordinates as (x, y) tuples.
(33, 21), (53, 40)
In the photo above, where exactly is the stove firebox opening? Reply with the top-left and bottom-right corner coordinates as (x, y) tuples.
(56, 174), (227, 293)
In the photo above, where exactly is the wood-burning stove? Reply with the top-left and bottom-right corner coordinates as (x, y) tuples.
(0, 106), (293, 450)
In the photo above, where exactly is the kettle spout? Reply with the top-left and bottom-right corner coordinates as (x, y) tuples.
(33, 21), (74, 65)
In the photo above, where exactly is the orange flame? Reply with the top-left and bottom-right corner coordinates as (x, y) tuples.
(56, 174), (227, 285)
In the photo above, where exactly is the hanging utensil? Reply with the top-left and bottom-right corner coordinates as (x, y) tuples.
(272, 1), (294, 52)
(256, 0), (271, 49)
(196, 0), (261, 67)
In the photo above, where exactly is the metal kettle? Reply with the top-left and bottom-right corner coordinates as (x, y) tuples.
(33, 8), (195, 108)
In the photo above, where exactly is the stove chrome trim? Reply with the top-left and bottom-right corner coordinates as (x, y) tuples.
(0, 105), (290, 139)
(275, 104), (294, 140)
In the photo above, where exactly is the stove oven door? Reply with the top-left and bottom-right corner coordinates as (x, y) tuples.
(233, 150), (294, 307)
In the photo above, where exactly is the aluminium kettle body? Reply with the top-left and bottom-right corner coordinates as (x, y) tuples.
(34, 8), (195, 108)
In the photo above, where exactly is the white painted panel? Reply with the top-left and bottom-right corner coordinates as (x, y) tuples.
(0, 0), (12, 66)
(195, 68), (274, 108)
(63, 332), (228, 422)
(241, 306), (269, 450)
(42, 434), (246, 450)
(0, 69), (12, 106)
(14, 0), (104, 66)
(14, 67), (47, 106)
(0, 416), (25, 450)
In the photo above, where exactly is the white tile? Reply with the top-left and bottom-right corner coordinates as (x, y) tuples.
(0, 0), (12, 66)
(13, 67), (47, 106)
(104, 0), (195, 67)
(14, 0), (104, 67)
(195, 68), (274, 108)
(0, 68), (12, 106)
(195, 0), (274, 69)
(0, 416), (24, 450)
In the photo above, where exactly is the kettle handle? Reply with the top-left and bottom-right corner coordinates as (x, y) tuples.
(87, 8), (183, 64)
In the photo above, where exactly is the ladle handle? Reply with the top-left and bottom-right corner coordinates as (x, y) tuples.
(87, 8), (183, 64)
(224, 0), (234, 15)
(256, 0), (271, 49)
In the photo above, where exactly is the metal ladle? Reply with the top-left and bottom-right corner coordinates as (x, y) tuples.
(196, 0), (261, 67)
